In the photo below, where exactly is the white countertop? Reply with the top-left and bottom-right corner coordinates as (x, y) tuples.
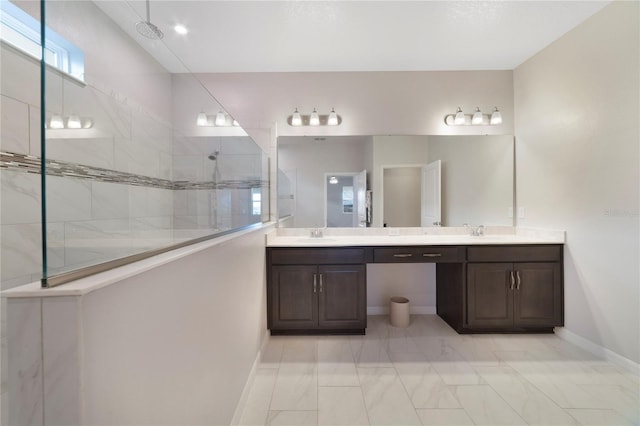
(267, 227), (565, 247)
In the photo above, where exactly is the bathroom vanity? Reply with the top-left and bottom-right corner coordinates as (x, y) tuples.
(266, 230), (564, 335)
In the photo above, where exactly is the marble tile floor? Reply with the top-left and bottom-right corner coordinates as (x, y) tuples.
(237, 315), (639, 426)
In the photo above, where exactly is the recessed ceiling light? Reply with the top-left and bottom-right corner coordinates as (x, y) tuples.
(174, 24), (188, 35)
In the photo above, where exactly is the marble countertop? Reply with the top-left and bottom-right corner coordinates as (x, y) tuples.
(267, 227), (565, 247)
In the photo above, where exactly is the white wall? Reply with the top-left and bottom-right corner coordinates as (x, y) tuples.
(6, 226), (272, 425)
(514, 2), (639, 364)
(383, 167), (422, 227)
(196, 71), (514, 137)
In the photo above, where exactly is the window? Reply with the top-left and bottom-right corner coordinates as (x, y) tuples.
(251, 188), (261, 216)
(0, 1), (85, 81)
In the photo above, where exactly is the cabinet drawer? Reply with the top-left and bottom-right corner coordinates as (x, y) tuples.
(467, 245), (562, 262)
(270, 248), (367, 265)
(374, 246), (465, 263)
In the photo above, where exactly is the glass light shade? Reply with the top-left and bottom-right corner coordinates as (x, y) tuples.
(82, 118), (94, 129)
(50, 114), (64, 129)
(174, 24), (188, 35)
(309, 108), (320, 126)
(454, 107), (465, 125)
(197, 112), (208, 126)
(471, 108), (483, 125)
(490, 108), (502, 125)
(291, 109), (302, 126)
(232, 119), (240, 126)
(329, 176), (338, 184)
(328, 108), (338, 126)
(67, 114), (82, 129)
(215, 111), (226, 126)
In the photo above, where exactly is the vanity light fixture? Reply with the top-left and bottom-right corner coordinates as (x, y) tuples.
(309, 108), (320, 126)
(291, 108), (302, 126)
(490, 107), (503, 125)
(327, 108), (339, 126)
(287, 108), (343, 126)
(66, 114), (82, 129)
(196, 110), (236, 127)
(197, 111), (208, 126)
(215, 111), (226, 126)
(49, 114), (64, 129)
(444, 106), (503, 126)
(47, 114), (93, 129)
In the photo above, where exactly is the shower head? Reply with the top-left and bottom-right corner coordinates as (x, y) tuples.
(136, 21), (163, 40)
(136, 0), (163, 40)
(208, 151), (219, 161)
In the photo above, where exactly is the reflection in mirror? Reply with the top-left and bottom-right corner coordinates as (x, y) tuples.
(278, 135), (514, 228)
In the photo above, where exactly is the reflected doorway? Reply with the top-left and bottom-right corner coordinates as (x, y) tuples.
(324, 170), (367, 227)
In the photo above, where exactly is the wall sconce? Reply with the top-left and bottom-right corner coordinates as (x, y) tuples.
(444, 107), (502, 126)
(287, 107), (342, 126)
(46, 114), (93, 129)
(196, 110), (239, 127)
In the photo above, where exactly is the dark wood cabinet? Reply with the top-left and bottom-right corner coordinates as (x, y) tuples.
(268, 248), (367, 334)
(267, 243), (563, 335)
(465, 246), (563, 332)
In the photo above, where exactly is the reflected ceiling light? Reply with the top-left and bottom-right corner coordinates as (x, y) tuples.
(49, 114), (64, 129)
(454, 107), (465, 125)
(197, 111), (208, 126)
(444, 106), (502, 126)
(309, 108), (320, 126)
(232, 119), (240, 127)
(329, 176), (338, 184)
(471, 107), (483, 125)
(215, 111), (226, 126)
(490, 107), (503, 125)
(174, 24), (188, 35)
(287, 108), (342, 126)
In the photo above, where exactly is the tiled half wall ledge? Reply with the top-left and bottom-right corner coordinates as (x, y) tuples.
(0, 151), (267, 190)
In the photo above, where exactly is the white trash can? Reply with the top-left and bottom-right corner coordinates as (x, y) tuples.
(389, 296), (410, 328)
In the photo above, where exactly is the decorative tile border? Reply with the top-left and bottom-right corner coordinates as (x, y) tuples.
(0, 151), (267, 190)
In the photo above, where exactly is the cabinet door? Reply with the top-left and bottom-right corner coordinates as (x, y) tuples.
(271, 265), (318, 330)
(514, 262), (563, 327)
(318, 265), (366, 329)
(467, 263), (514, 328)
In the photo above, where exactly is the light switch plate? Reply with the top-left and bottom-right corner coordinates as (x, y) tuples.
(518, 207), (526, 219)
(508, 207), (514, 218)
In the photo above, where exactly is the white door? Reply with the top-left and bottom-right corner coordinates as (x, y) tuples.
(421, 160), (442, 227)
(355, 169), (367, 227)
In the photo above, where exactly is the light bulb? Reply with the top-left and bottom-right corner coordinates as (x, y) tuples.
(174, 24), (188, 35)
(490, 107), (502, 125)
(50, 114), (64, 129)
(215, 111), (226, 126)
(232, 119), (240, 127)
(471, 107), (483, 125)
(67, 114), (82, 129)
(309, 108), (320, 126)
(329, 176), (338, 184)
(328, 108), (338, 126)
(291, 108), (302, 126)
(197, 112), (208, 126)
(454, 107), (465, 125)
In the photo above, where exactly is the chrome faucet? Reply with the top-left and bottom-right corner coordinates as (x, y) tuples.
(310, 227), (323, 238)
(471, 225), (485, 237)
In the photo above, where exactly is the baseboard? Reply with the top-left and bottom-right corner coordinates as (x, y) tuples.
(367, 306), (436, 315)
(555, 327), (640, 375)
(230, 329), (271, 425)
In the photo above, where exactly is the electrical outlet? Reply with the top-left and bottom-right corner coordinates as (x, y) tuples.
(518, 207), (526, 219)
(388, 228), (400, 236)
(508, 207), (513, 218)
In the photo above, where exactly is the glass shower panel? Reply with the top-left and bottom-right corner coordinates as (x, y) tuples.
(38, 0), (268, 286)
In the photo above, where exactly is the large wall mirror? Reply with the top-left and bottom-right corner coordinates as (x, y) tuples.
(277, 135), (514, 228)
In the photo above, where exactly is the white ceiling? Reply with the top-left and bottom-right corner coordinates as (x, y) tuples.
(96, 0), (611, 74)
